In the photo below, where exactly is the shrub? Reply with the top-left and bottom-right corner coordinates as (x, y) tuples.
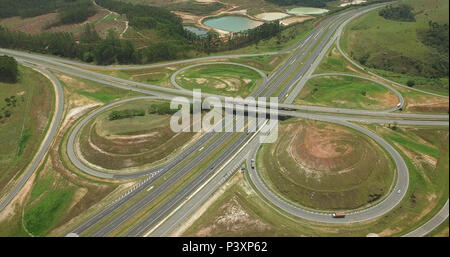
(379, 4), (415, 22)
(108, 109), (145, 121)
(0, 55), (18, 83)
(406, 80), (415, 87)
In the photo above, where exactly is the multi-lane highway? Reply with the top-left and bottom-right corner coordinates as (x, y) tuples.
(0, 1), (448, 237)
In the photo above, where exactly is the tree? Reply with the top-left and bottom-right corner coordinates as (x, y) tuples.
(0, 55), (18, 83)
(379, 4), (416, 22)
(94, 30), (121, 65)
(80, 24), (100, 44)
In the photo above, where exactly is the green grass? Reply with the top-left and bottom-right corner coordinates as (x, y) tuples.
(384, 131), (440, 159)
(55, 72), (144, 103)
(28, 168), (55, 203)
(0, 65), (54, 190)
(77, 91), (120, 103)
(95, 66), (176, 88)
(258, 119), (395, 211)
(296, 75), (396, 110)
(24, 187), (75, 236)
(177, 64), (263, 97)
(372, 68), (449, 96)
(341, 0), (449, 94)
(17, 129), (32, 157)
(315, 46), (361, 74)
(0, 210), (29, 237)
(230, 54), (288, 74)
(77, 99), (196, 170)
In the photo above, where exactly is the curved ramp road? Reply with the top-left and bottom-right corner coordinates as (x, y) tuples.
(0, 67), (64, 212)
(246, 118), (409, 224)
(68, 96), (222, 179)
(403, 200), (449, 237)
(170, 62), (268, 91)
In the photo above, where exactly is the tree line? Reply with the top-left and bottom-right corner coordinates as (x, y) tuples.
(265, 0), (333, 7)
(108, 108), (145, 121)
(0, 0), (97, 25)
(0, 55), (19, 83)
(95, 0), (185, 36)
(0, 0), (284, 65)
(58, 0), (97, 26)
(379, 4), (416, 22)
(187, 22), (282, 54)
(419, 21), (449, 77)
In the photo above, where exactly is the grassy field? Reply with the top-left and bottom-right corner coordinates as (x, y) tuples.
(24, 174), (76, 236)
(314, 42), (449, 114)
(0, 66), (53, 191)
(78, 99), (197, 171)
(394, 86), (449, 114)
(315, 45), (362, 74)
(93, 65), (181, 88)
(183, 125), (449, 236)
(0, 152), (117, 237)
(341, 0), (449, 94)
(230, 54), (288, 74)
(296, 75), (398, 110)
(0, 70), (132, 236)
(176, 64), (263, 97)
(55, 72), (143, 105)
(258, 119), (395, 211)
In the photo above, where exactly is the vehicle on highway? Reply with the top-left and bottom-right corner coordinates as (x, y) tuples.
(332, 213), (346, 218)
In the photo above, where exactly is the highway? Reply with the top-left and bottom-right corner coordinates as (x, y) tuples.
(63, 5), (368, 236)
(63, 2), (449, 236)
(96, 3), (406, 237)
(0, 1), (447, 237)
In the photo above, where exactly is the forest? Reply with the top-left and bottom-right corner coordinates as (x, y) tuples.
(0, 0), (97, 25)
(378, 4), (416, 22)
(0, 55), (19, 83)
(419, 21), (449, 77)
(0, 0), (284, 65)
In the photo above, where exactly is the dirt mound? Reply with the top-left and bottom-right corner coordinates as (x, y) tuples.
(287, 123), (361, 173)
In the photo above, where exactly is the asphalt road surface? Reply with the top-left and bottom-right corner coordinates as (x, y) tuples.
(0, 1), (447, 237)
